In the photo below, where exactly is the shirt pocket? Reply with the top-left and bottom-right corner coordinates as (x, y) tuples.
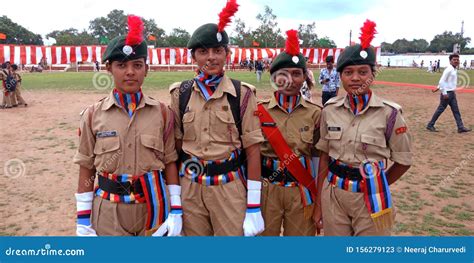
(139, 134), (164, 171)
(324, 127), (343, 159)
(211, 110), (238, 143)
(93, 136), (121, 172)
(359, 134), (387, 161)
(182, 112), (196, 141)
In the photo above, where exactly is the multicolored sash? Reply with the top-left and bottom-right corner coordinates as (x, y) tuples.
(359, 160), (393, 231)
(262, 156), (316, 208)
(328, 159), (393, 230)
(95, 171), (169, 233)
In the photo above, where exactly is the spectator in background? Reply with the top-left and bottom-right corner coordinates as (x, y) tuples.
(319, 55), (340, 105)
(437, 59), (441, 72)
(463, 60), (467, 70)
(256, 60), (264, 82)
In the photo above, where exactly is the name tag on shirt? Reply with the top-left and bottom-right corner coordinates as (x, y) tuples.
(96, 131), (118, 138)
(328, 126), (341, 132)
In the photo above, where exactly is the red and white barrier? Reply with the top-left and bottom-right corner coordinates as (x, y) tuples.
(0, 45), (381, 65)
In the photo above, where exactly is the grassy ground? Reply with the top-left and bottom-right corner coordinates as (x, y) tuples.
(20, 68), (474, 91)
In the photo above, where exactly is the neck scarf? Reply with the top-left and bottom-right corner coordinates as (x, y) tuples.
(194, 71), (224, 101)
(275, 91), (301, 113)
(348, 90), (372, 115)
(113, 88), (143, 118)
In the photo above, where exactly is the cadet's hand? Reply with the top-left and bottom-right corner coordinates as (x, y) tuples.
(313, 204), (323, 235)
(153, 185), (182, 237)
(243, 180), (265, 236)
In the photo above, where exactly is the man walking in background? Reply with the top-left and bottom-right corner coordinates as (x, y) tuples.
(427, 54), (471, 133)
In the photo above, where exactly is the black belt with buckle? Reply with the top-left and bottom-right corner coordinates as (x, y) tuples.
(328, 161), (363, 181)
(98, 175), (144, 195)
(179, 152), (243, 177)
(261, 165), (297, 183)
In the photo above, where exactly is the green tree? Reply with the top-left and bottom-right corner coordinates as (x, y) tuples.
(391, 38), (411, 53)
(317, 37), (336, 48)
(89, 10), (165, 45)
(0, 16), (43, 45)
(298, 22), (319, 48)
(253, 5), (282, 48)
(381, 41), (393, 53)
(231, 18), (254, 47)
(428, 31), (471, 53)
(143, 19), (166, 47)
(165, 28), (190, 47)
(410, 39), (429, 53)
(46, 28), (97, 45)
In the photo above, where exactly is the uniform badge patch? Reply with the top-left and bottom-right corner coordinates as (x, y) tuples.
(395, 126), (407, 135)
(96, 131), (118, 138)
(328, 126), (341, 131)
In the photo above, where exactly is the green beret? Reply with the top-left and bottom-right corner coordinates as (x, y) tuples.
(270, 52), (306, 74)
(336, 44), (375, 72)
(102, 36), (148, 63)
(187, 23), (229, 49)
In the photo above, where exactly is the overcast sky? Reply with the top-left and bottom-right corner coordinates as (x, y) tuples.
(1, 0), (472, 48)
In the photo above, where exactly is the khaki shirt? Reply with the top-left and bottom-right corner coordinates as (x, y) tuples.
(169, 75), (264, 160)
(316, 93), (412, 166)
(73, 91), (178, 174)
(259, 95), (321, 158)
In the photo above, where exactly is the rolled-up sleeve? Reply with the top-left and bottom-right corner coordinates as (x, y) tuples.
(73, 107), (96, 169)
(315, 109), (329, 153)
(388, 110), (413, 166)
(163, 105), (178, 164)
(240, 85), (264, 148)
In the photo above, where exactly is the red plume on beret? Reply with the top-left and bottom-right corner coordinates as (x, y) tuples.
(359, 19), (377, 49)
(217, 0), (239, 33)
(125, 15), (145, 46)
(285, 30), (300, 56)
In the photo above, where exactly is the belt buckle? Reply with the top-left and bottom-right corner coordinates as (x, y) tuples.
(121, 181), (133, 195)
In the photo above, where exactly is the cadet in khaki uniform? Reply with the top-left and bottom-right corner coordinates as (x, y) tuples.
(73, 15), (182, 236)
(169, 0), (265, 236)
(314, 20), (413, 236)
(258, 30), (321, 236)
(10, 64), (27, 107)
(1, 62), (13, 109)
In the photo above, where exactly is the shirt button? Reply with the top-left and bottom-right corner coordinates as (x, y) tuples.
(352, 123), (355, 127)
(348, 140), (352, 143)
(204, 128), (208, 132)
(128, 143), (132, 148)
(204, 147), (208, 151)
(127, 165), (131, 169)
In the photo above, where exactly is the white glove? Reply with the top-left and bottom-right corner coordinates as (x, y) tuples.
(243, 180), (264, 236)
(152, 185), (182, 237)
(75, 192), (97, 236)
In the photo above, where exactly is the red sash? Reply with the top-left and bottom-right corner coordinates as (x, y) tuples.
(256, 104), (317, 200)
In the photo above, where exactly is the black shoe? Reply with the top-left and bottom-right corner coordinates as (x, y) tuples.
(12, 104), (18, 107)
(458, 127), (472, 133)
(426, 126), (438, 132)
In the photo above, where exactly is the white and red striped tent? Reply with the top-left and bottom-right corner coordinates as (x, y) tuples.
(0, 45), (381, 65)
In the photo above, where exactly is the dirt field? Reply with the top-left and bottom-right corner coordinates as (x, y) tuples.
(0, 86), (473, 236)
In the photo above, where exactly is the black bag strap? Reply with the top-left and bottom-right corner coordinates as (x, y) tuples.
(178, 79), (194, 134)
(228, 79), (242, 136)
